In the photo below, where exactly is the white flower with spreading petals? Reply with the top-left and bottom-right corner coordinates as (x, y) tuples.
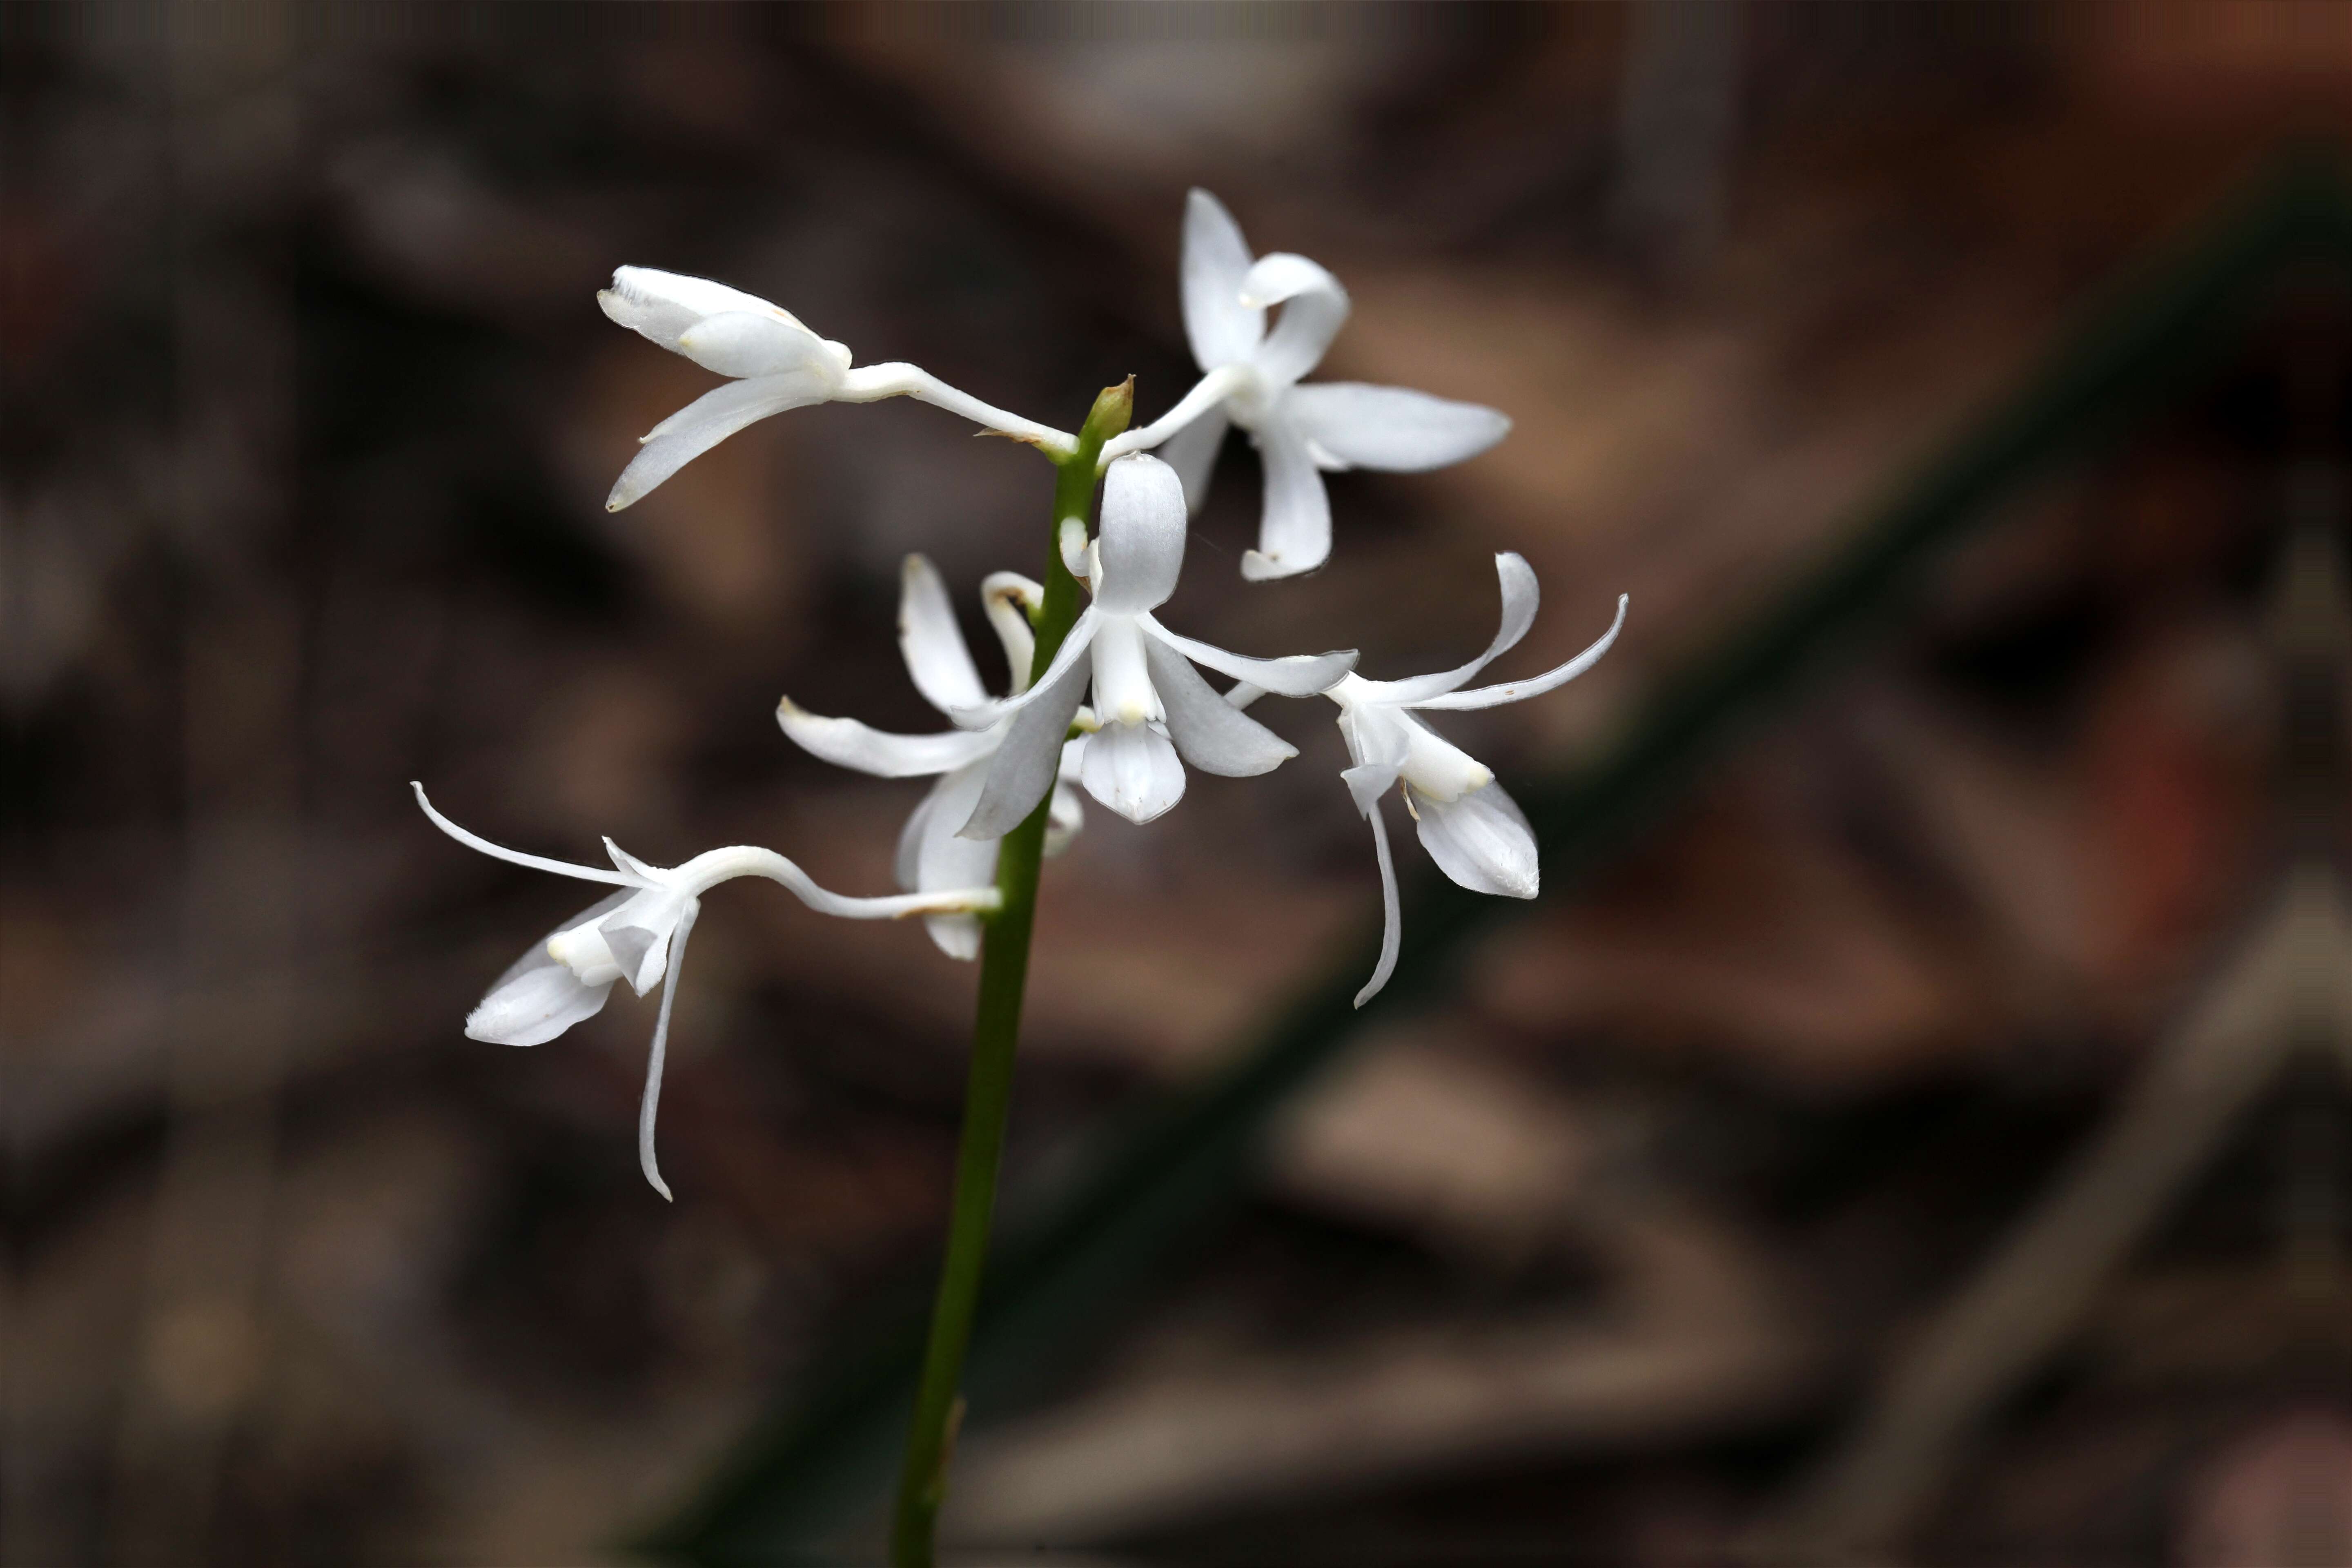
(599, 266), (1077, 511)
(956, 453), (1357, 835)
(777, 554), (1086, 961)
(1103, 191), (1511, 581)
(1238, 554), (1625, 1006)
(414, 784), (1000, 1198)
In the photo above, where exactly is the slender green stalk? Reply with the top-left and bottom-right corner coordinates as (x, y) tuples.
(888, 383), (1131, 1568)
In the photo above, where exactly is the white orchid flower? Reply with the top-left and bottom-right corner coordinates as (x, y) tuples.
(599, 266), (1077, 511)
(414, 783), (1000, 1199)
(1102, 191), (1511, 581)
(777, 554), (1087, 961)
(1236, 554), (1625, 1007)
(955, 453), (1357, 834)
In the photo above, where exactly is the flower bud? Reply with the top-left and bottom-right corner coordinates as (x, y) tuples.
(1080, 376), (1135, 448)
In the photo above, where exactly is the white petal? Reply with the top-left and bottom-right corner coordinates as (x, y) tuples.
(915, 762), (999, 960)
(1239, 418), (1332, 581)
(462, 890), (633, 1045)
(466, 962), (615, 1045)
(951, 609), (1098, 729)
(1045, 776), (1085, 857)
(1413, 593), (1627, 710)
(897, 553), (989, 715)
(599, 267), (810, 350)
(1283, 383), (1510, 472)
(1144, 634), (1294, 776)
(981, 571), (1044, 693)
(960, 646), (1094, 840)
(775, 699), (998, 778)
(1357, 553), (1541, 705)
(917, 761), (1000, 892)
(922, 911), (983, 964)
(1089, 615), (1162, 728)
(1414, 780), (1538, 899)
(1080, 721), (1186, 823)
(1140, 614), (1355, 696)
(637, 901), (699, 1201)
(1337, 700), (1412, 774)
(1341, 761), (1399, 817)
(1095, 455), (1189, 614)
(675, 310), (835, 380)
(1182, 189), (1265, 369)
(640, 370), (825, 444)
(1240, 253), (1349, 386)
(895, 782), (940, 891)
(596, 887), (692, 994)
(1354, 802), (1403, 1009)
(412, 782), (635, 886)
(1155, 404), (1229, 515)
(607, 373), (828, 511)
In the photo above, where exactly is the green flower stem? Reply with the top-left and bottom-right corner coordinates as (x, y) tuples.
(888, 382), (1131, 1568)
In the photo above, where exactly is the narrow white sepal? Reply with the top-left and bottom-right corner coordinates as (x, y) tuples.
(775, 700), (999, 779)
(637, 901), (699, 1202)
(412, 783), (635, 886)
(1145, 635), (1294, 777)
(898, 553), (990, 715)
(1139, 617), (1355, 696)
(959, 649), (1093, 839)
(1283, 383), (1511, 473)
(1340, 762), (1398, 818)
(1354, 802), (1403, 1009)
(951, 609), (1098, 730)
(1240, 419), (1332, 581)
(1353, 553), (1541, 706)
(1181, 188), (1265, 370)
(1412, 594), (1628, 711)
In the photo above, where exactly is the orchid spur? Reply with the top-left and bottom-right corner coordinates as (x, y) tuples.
(1103, 190), (1512, 581)
(777, 554), (1086, 961)
(598, 266), (1078, 511)
(413, 783), (1001, 1199)
(1234, 553), (1626, 1006)
(956, 452), (1358, 835)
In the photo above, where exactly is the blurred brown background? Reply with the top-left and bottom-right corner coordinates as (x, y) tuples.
(11, 3), (2352, 1564)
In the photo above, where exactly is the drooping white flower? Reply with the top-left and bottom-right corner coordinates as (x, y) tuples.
(599, 266), (1077, 511)
(777, 554), (1086, 960)
(1236, 553), (1624, 1006)
(414, 783), (1000, 1198)
(956, 453), (1357, 835)
(1101, 191), (1511, 581)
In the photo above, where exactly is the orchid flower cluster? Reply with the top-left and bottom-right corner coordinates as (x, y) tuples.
(419, 190), (1624, 1202)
